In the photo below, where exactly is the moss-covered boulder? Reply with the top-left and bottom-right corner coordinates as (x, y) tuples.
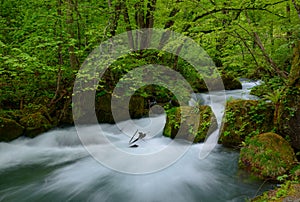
(219, 100), (274, 147)
(0, 110), (23, 122)
(239, 132), (296, 180)
(194, 73), (242, 92)
(221, 73), (243, 90)
(163, 105), (217, 143)
(20, 112), (53, 138)
(0, 117), (24, 141)
(252, 182), (300, 202)
(278, 87), (300, 150)
(94, 93), (146, 124)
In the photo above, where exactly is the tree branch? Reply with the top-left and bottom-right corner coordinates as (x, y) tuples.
(292, 0), (300, 20)
(192, 1), (287, 22)
(244, 11), (288, 79)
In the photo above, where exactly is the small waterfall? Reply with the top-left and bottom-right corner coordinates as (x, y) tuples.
(189, 79), (261, 159)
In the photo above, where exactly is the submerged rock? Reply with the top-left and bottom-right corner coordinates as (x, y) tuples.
(239, 132), (297, 180)
(219, 100), (274, 147)
(0, 117), (24, 141)
(163, 105), (217, 143)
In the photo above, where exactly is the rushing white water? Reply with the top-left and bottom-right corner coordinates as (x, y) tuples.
(0, 80), (272, 202)
(189, 79), (261, 107)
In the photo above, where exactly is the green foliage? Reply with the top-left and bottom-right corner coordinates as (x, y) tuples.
(0, 0), (299, 111)
(240, 132), (296, 180)
(263, 89), (283, 104)
(219, 100), (274, 147)
(163, 106), (217, 142)
(250, 77), (287, 98)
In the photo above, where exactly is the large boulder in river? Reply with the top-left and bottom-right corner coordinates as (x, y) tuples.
(0, 117), (24, 141)
(221, 73), (243, 90)
(219, 100), (274, 147)
(194, 73), (242, 92)
(239, 132), (296, 180)
(20, 112), (53, 138)
(163, 105), (217, 143)
(94, 93), (146, 124)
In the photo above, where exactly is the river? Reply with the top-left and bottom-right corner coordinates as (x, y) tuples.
(0, 80), (273, 202)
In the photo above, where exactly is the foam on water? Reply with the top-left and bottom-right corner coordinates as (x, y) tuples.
(0, 80), (272, 202)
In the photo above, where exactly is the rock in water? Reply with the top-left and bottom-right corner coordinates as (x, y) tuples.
(163, 105), (217, 143)
(219, 100), (274, 147)
(0, 117), (24, 141)
(239, 132), (296, 180)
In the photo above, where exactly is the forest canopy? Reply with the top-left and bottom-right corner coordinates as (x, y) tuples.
(0, 0), (299, 109)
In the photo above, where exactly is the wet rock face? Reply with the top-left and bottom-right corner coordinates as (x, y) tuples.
(219, 100), (274, 147)
(221, 74), (243, 90)
(163, 105), (217, 143)
(239, 132), (296, 180)
(0, 117), (24, 141)
(278, 87), (300, 150)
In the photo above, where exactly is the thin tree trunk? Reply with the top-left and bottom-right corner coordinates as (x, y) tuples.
(245, 11), (287, 78)
(289, 40), (300, 87)
(49, 0), (64, 107)
(173, 42), (185, 70)
(143, 0), (156, 49)
(66, 0), (79, 70)
(74, 0), (81, 50)
(292, 0), (300, 20)
(121, 1), (135, 50)
(233, 30), (259, 67)
(158, 7), (180, 49)
(108, 0), (121, 37)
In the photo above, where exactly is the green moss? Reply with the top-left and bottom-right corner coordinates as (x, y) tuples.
(95, 93), (146, 123)
(20, 112), (53, 138)
(0, 110), (23, 121)
(0, 117), (24, 141)
(219, 100), (274, 147)
(278, 86), (300, 149)
(220, 73), (242, 90)
(192, 72), (242, 92)
(239, 132), (297, 180)
(163, 105), (217, 143)
(252, 182), (300, 202)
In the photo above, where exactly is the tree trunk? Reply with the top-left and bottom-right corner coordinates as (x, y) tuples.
(292, 0), (300, 20)
(158, 7), (180, 49)
(108, 0), (121, 37)
(289, 40), (300, 87)
(121, 1), (135, 50)
(49, 0), (64, 107)
(278, 40), (300, 149)
(66, 0), (79, 70)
